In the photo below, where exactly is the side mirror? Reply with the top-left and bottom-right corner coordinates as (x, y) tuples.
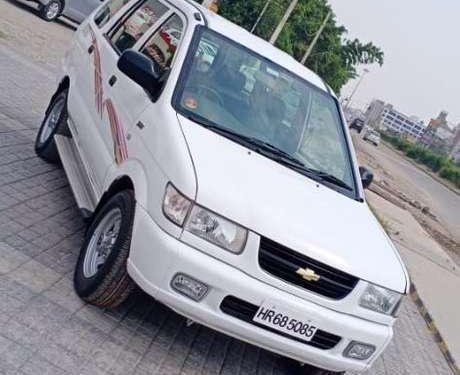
(359, 166), (374, 189)
(117, 49), (163, 98)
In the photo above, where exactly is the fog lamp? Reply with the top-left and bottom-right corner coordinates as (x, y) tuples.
(171, 273), (208, 301)
(343, 341), (376, 360)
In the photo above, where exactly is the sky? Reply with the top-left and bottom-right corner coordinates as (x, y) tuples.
(327, 0), (460, 127)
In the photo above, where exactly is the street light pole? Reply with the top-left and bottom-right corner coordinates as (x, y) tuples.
(300, 11), (331, 65)
(269, 0), (298, 45)
(345, 68), (369, 110)
(251, 0), (272, 33)
(201, 0), (217, 11)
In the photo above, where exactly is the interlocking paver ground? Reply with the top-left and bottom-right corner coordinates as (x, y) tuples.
(0, 0), (454, 373)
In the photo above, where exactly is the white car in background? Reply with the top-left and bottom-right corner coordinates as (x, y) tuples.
(34, 0), (409, 374)
(363, 129), (381, 146)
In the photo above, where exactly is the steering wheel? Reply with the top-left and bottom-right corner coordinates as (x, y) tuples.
(187, 85), (224, 107)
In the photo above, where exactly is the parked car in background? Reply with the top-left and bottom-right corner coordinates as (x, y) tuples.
(349, 118), (365, 133)
(363, 130), (381, 146)
(26, 0), (126, 22)
(34, 1), (408, 374)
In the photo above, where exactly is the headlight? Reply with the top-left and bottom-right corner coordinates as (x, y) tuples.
(359, 283), (402, 315)
(162, 184), (192, 226)
(185, 205), (247, 254)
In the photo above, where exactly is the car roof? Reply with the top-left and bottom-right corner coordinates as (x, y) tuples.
(192, 4), (330, 95)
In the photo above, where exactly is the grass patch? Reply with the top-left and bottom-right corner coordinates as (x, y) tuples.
(0, 30), (7, 39)
(369, 204), (391, 233)
(381, 133), (460, 188)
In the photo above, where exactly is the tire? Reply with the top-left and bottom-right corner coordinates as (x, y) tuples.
(38, 0), (63, 21)
(74, 190), (137, 308)
(284, 360), (345, 375)
(300, 365), (345, 375)
(35, 89), (67, 163)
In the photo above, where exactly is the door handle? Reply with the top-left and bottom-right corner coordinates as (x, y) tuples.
(109, 75), (117, 86)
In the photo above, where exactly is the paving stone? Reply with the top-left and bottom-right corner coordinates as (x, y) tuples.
(20, 354), (70, 375)
(9, 259), (62, 293)
(0, 242), (31, 274)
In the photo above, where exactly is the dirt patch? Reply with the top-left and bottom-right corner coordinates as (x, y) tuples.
(353, 132), (460, 265)
(368, 176), (460, 266)
(413, 213), (460, 264)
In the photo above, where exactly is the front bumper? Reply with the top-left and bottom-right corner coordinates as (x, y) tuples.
(128, 205), (392, 372)
(34, 0), (51, 5)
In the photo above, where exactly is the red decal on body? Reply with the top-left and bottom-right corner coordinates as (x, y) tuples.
(88, 27), (128, 164)
(103, 98), (128, 164)
(89, 27), (103, 116)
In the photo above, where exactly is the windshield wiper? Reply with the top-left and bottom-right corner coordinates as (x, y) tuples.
(186, 113), (352, 191)
(186, 114), (303, 165)
(245, 138), (305, 167)
(185, 113), (255, 144)
(303, 168), (353, 191)
(237, 139), (353, 191)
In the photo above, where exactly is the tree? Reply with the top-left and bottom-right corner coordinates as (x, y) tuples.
(217, 0), (384, 93)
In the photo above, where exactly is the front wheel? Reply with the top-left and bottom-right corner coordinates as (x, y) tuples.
(286, 361), (345, 375)
(303, 368), (345, 375)
(74, 190), (137, 308)
(38, 0), (63, 21)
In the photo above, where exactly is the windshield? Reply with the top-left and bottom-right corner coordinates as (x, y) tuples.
(174, 27), (356, 196)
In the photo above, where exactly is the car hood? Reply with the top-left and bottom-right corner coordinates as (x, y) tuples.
(178, 115), (408, 293)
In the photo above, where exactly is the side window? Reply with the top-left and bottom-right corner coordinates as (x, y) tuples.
(140, 14), (184, 72)
(94, 0), (131, 28)
(109, 0), (169, 53)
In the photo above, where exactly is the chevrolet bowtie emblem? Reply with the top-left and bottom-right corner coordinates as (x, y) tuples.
(296, 267), (320, 282)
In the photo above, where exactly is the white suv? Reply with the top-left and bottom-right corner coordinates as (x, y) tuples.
(35, 1), (409, 373)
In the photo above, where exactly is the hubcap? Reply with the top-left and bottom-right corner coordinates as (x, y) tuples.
(83, 208), (122, 278)
(39, 96), (65, 145)
(46, 2), (60, 19)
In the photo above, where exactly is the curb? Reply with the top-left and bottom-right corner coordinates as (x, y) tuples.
(410, 283), (459, 375)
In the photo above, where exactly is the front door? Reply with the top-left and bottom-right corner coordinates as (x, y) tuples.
(82, 0), (181, 187)
(68, 0), (132, 196)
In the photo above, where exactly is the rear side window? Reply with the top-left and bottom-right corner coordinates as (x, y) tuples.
(94, 0), (131, 28)
(109, 0), (169, 53)
(140, 14), (184, 73)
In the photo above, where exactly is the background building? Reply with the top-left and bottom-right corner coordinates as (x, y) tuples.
(419, 111), (456, 153)
(449, 125), (460, 163)
(364, 99), (425, 140)
(381, 109), (425, 140)
(363, 99), (386, 127)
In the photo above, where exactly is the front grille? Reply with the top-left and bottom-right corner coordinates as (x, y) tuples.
(220, 296), (341, 350)
(258, 237), (359, 299)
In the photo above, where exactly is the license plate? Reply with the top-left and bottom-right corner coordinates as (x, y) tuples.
(253, 301), (318, 342)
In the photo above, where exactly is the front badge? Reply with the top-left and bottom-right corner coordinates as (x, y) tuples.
(296, 267), (320, 282)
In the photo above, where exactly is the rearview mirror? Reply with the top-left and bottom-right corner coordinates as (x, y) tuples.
(359, 166), (374, 189)
(117, 49), (163, 99)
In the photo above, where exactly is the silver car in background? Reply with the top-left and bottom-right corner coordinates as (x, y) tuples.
(26, 0), (102, 22)
(363, 129), (381, 146)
